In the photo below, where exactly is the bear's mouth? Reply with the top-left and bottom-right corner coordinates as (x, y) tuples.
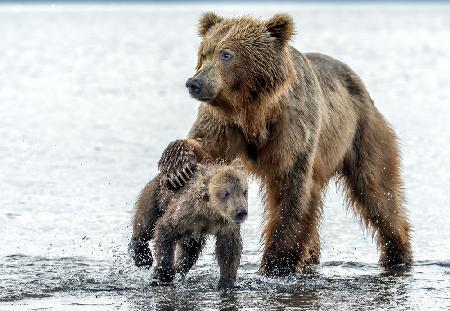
(192, 88), (218, 102)
(234, 216), (247, 224)
(206, 94), (236, 112)
(197, 95), (216, 102)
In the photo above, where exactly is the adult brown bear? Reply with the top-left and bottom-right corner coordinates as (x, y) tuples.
(155, 12), (412, 276)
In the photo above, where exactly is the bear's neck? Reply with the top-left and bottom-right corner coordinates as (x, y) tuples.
(232, 56), (296, 144)
(208, 57), (296, 146)
(241, 88), (288, 138)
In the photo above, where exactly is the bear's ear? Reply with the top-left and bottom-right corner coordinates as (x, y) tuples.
(198, 12), (224, 37)
(265, 13), (294, 45)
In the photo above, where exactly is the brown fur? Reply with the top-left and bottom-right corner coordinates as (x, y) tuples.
(131, 162), (248, 288)
(159, 13), (412, 276)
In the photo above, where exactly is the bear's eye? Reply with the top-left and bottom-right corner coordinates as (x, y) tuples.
(243, 190), (248, 197)
(220, 50), (233, 62)
(221, 190), (231, 199)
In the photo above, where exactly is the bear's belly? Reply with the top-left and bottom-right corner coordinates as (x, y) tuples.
(184, 220), (222, 239)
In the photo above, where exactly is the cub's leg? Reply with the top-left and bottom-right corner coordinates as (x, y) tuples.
(215, 229), (242, 289)
(152, 224), (178, 285)
(130, 177), (163, 267)
(259, 155), (321, 276)
(175, 236), (207, 277)
(341, 114), (412, 267)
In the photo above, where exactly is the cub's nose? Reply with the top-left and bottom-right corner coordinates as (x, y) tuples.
(235, 207), (248, 221)
(185, 78), (202, 97)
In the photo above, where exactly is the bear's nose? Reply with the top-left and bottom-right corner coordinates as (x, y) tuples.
(185, 78), (202, 97)
(235, 207), (248, 220)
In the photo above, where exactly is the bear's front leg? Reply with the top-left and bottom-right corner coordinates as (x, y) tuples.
(259, 158), (321, 277)
(176, 236), (207, 277)
(152, 225), (178, 286)
(158, 140), (198, 190)
(215, 228), (243, 289)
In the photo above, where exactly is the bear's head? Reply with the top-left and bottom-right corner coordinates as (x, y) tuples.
(186, 12), (296, 115)
(203, 163), (248, 224)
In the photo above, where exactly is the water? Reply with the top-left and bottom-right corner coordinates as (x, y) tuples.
(0, 3), (449, 310)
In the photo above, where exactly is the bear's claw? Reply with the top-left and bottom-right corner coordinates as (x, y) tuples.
(158, 140), (198, 190)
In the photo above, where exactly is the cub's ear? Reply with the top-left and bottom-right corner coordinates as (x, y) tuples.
(265, 13), (294, 45)
(199, 12), (224, 36)
(231, 158), (245, 171)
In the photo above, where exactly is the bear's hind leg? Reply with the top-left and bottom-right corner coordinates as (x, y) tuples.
(341, 116), (412, 267)
(130, 177), (163, 268)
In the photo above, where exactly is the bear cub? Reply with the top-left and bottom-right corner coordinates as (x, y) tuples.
(130, 157), (248, 289)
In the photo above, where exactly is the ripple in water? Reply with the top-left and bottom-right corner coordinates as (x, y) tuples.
(1, 254), (449, 310)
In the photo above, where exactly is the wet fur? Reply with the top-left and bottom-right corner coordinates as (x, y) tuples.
(131, 164), (247, 288)
(160, 13), (412, 275)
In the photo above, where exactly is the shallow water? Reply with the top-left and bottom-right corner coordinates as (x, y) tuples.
(0, 3), (449, 310)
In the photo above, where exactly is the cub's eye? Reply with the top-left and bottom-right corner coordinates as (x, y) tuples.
(221, 190), (231, 199)
(220, 50), (233, 62)
(243, 190), (248, 197)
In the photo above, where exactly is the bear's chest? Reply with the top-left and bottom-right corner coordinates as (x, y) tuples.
(241, 136), (284, 173)
(226, 122), (280, 163)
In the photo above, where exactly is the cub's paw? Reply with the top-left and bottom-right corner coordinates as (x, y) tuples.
(151, 267), (175, 286)
(129, 238), (153, 268)
(217, 279), (239, 290)
(158, 139), (197, 190)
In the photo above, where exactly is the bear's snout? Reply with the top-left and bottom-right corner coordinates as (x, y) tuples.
(235, 207), (248, 223)
(186, 78), (203, 98)
(185, 68), (218, 101)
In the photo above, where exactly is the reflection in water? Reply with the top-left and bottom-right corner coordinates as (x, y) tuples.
(0, 255), (448, 309)
(218, 292), (240, 311)
(118, 261), (431, 310)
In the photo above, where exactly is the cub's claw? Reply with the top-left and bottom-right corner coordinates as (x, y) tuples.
(158, 140), (198, 190)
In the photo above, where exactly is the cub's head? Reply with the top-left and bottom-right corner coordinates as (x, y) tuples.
(204, 163), (248, 224)
(186, 12), (295, 110)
